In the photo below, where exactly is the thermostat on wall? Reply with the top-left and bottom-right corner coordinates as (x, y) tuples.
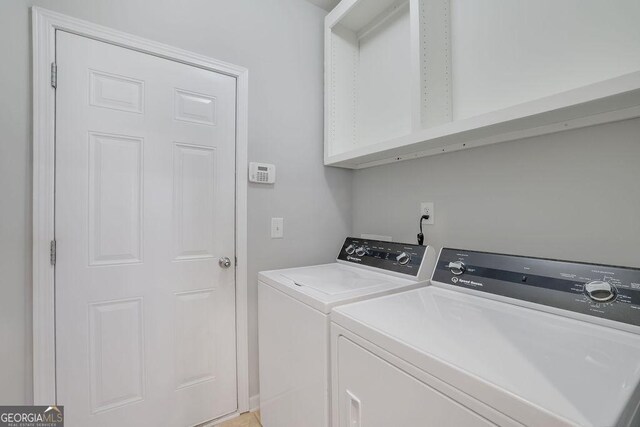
(249, 162), (276, 184)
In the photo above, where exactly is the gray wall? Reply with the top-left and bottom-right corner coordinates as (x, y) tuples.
(353, 118), (640, 268)
(0, 0), (351, 404)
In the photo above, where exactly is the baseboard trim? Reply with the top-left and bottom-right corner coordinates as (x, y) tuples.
(249, 394), (260, 412)
(203, 395), (259, 426)
(201, 411), (238, 426)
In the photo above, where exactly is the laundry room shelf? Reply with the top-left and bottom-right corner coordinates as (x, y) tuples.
(325, 70), (640, 169)
(324, 0), (640, 169)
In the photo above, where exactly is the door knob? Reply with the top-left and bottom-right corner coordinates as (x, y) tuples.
(219, 257), (232, 268)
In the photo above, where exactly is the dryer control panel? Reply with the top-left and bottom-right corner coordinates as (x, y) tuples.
(337, 237), (427, 278)
(433, 248), (640, 327)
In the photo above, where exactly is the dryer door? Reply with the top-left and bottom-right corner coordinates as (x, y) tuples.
(335, 336), (496, 427)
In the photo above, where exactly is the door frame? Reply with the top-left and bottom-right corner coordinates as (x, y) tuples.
(31, 7), (250, 414)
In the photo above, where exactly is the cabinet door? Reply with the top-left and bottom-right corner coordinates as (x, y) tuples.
(336, 337), (495, 427)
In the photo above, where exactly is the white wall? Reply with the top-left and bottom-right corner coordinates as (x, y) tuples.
(352, 1), (640, 272)
(353, 118), (640, 269)
(451, 0), (640, 119)
(0, 0), (351, 404)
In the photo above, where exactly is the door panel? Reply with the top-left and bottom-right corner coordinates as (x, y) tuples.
(172, 143), (217, 260)
(55, 30), (237, 427)
(88, 132), (143, 265)
(88, 298), (145, 413)
(174, 288), (217, 389)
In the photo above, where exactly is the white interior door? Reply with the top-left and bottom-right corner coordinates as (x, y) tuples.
(54, 30), (237, 426)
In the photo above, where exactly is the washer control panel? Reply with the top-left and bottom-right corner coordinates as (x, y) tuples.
(433, 248), (640, 327)
(338, 237), (427, 277)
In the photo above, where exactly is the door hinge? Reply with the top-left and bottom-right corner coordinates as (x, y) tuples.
(50, 240), (56, 266)
(50, 62), (57, 89)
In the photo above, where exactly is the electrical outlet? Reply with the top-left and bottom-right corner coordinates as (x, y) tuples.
(419, 202), (435, 224)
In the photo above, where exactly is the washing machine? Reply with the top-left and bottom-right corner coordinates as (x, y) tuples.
(331, 247), (640, 427)
(258, 237), (436, 427)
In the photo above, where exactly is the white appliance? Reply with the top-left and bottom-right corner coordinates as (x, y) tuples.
(258, 237), (437, 427)
(331, 248), (640, 427)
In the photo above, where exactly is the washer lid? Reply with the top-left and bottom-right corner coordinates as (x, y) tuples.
(281, 265), (396, 295)
(332, 286), (640, 427)
(259, 263), (422, 313)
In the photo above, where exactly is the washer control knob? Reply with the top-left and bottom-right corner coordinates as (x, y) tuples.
(448, 261), (466, 276)
(396, 252), (411, 265)
(584, 281), (617, 303)
(345, 244), (356, 255)
(355, 246), (368, 257)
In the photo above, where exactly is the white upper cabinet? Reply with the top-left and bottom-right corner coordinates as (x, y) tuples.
(324, 0), (640, 169)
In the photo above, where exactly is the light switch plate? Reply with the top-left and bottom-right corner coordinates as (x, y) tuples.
(271, 217), (284, 239)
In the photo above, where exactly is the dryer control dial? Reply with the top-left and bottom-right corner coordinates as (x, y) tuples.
(396, 252), (411, 265)
(345, 244), (356, 255)
(448, 261), (465, 275)
(355, 246), (368, 257)
(584, 281), (617, 303)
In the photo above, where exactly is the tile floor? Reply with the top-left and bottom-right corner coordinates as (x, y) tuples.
(217, 411), (261, 427)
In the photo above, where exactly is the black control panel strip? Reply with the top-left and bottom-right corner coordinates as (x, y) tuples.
(436, 261), (640, 305)
(433, 248), (640, 327)
(337, 237), (426, 277)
